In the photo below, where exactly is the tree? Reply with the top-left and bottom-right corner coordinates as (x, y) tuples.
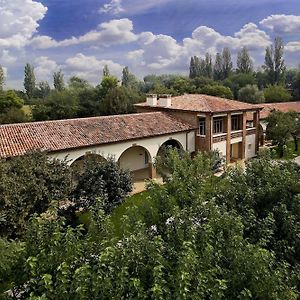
(98, 75), (119, 98)
(204, 53), (213, 78)
(236, 47), (253, 73)
(23, 63), (36, 99)
(68, 76), (92, 90)
(36, 81), (51, 99)
(32, 90), (79, 121)
(221, 47), (233, 79)
(101, 86), (140, 115)
(53, 70), (65, 91)
(264, 85), (292, 102)
(266, 110), (293, 156)
(201, 84), (234, 99)
(189, 56), (201, 79)
(103, 65), (110, 77)
(121, 66), (138, 89)
(0, 65), (5, 92)
(0, 153), (72, 238)
(238, 84), (265, 103)
(72, 156), (132, 213)
(287, 111), (300, 152)
(213, 53), (223, 80)
(263, 37), (286, 85)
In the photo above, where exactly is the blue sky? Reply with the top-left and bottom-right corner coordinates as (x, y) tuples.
(1, 0), (300, 89)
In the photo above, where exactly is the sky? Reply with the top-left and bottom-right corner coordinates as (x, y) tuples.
(1, 0), (300, 89)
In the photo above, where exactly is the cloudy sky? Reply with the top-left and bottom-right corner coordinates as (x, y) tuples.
(1, 0), (300, 89)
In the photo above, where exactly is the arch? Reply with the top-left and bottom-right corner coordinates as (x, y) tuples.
(70, 153), (107, 170)
(156, 139), (184, 157)
(118, 145), (152, 181)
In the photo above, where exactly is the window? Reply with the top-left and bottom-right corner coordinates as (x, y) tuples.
(231, 115), (240, 131)
(213, 118), (223, 134)
(198, 118), (206, 135)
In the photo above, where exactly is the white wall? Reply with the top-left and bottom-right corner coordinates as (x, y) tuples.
(245, 134), (256, 159)
(213, 141), (227, 158)
(50, 131), (194, 165)
(119, 146), (148, 171)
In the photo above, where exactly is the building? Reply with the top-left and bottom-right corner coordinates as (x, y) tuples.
(0, 94), (263, 180)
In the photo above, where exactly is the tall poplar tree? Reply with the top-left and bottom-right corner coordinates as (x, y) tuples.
(24, 63), (36, 99)
(103, 65), (110, 77)
(237, 47), (253, 73)
(213, 53), (223, 80)
(53, 70), (65, 91)
(221, 47), (233, 79)
(0, 65), (5, 92)
(263, 37), (286, 85)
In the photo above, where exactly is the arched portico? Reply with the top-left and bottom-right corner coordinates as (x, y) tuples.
(70, 153), (106, 171)
(157, 139), (184, 157)
(118, 146), (154, 181)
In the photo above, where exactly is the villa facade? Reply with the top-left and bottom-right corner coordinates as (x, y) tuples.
(0, 93), (280, 180)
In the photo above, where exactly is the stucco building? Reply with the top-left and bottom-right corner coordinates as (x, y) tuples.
(0, 94), (267, 180)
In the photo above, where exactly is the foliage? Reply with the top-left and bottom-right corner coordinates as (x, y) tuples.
(264, 84), (292, 102)
(6, 151), (299, 299)
(266, 110), (294, 156)
(68, 76), (92, 91)
(35, 81), (51, 99)
(238, 84), (265, 103)
(0, 153), (72, 238)
(121, 66), (138, 89)
(23, 63), (36, 100)
(72, 156), (132, 213)
(263, 37), (286, 85)
(0, 65), (5, 92)
(221, 47), (233, 79)
(103, 65), (110, 77)
(101, 86), (140, 115)
(53, 70), (65, 91)
(32, 90), (79, 121)
(98, 75), (119, 98)
(236, 47), (253, 73)
(201, 84), (233, 99)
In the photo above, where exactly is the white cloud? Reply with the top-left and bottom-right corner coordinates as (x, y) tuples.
(30, 18), (137, 49)
(64, 53), (123, 83)
(99, 0), (124, 15)
(0, 50), (17, 64)
(0, 0), (47, 50)
(99, 0), (172, 16)
(285, 42), (300, 52)
(260, 14), (300, 34)
(34, 56), (59, 82)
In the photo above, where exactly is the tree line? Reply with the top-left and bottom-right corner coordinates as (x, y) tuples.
(0, 37), (300, 125)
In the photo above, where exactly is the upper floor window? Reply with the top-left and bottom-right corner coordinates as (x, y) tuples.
(198, 118), (206, 135)
(231, 115), (240, 131)
(213, 118), (223, 134)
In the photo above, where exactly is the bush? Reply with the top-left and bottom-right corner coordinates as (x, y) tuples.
(238, 84), (265, 103)
(72, 156), (133, 213)
(264, 85), (292, 102)
(201, 84), (233, 99)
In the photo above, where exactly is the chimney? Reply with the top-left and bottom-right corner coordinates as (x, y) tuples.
(146, 94), (157, 106)
(158, 94), (172, 107)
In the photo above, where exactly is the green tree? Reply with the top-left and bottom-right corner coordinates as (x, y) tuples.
(72, 156), (132, 213)
(263, 37), (286, 85)
(238, 84), (265, 103)
(201, 84), (233, 99)
(0, 65), (5, 92)
(264, 85), (292, 102)
(98, 75), (119, 98)
(103, 64), (110, 77)
(36, 81), (51, 99)
(287, 111), (300, 152)
(221, 47), (233, 79)
(189, 56), (201, 79)
(53, 70), (65, 91)
(213, 52), (223, 80)
(237, 47), (253, 73)
(266, 110), (293, 156)
(24, 63), (36, 99)
(101, 86), (140, 115)
(0, 153), (72, 238)
(68, 76), (92, 90)
(121, 66), (138, 89)
(32, 90), (79, 121)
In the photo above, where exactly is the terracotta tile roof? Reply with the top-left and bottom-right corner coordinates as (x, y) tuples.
(246, 102), (300, 121)
(0, 112), (195, 158)
(136, 94), (262, 113)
